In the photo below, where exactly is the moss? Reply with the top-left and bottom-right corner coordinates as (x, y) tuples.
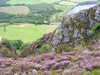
(38, 43), (51, 55)
(36, 40), (44, 48)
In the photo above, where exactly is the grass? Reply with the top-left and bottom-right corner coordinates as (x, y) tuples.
(59, 1), (77, 6)
(0, 6), (30, 15)
(0, 24), (56, 43)
(7, 0), (93, 5)
(90, 69), (100, 75)
(7, 0), (61, 5)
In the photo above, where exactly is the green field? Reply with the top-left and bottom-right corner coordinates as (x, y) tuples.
(7, 0), (61, 5)
(0, 24), (56, 43)
(0, 6), (30, 15)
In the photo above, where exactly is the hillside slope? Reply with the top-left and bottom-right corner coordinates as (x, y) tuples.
(0, 1), (100, 75)
(0, 0), (98, 24)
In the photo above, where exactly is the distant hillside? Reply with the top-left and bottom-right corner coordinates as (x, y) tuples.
(0, 6), (30, 15)
(6, 0), (61, 5)
(0, 0), (99, 24)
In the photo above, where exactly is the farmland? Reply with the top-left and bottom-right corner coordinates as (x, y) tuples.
(0, 24), (56, 43)
(0, 0), (96, 24)
(0, 6), (30, 15)
(7, 0), (61, 5)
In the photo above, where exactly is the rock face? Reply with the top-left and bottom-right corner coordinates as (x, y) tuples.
(51, 3), (100, 49)
(20, 3), (100, 56)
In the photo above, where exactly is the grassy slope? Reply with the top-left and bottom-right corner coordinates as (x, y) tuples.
(0, 0), (97, 24)
(0, 24), (56, 43)
(5, 0), (94, 14)
(7, 0), (61, 5)
(0, 6), (30, 15)
(7, 0), (96, 5)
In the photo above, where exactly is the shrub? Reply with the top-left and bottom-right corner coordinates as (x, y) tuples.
(90, 23), (100, 35)
(19, 43), (30, 51)
(10, 40), (23, 50)
(2, 39), (23, 50)
(81, 23), (100, 47)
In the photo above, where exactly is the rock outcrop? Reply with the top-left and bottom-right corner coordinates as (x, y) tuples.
(51, 3), (100, 50)
(20, 3), (100, 56)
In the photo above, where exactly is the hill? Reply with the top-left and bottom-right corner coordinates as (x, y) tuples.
(0, 0), (98, 24)
(7, 0), (61, 5)
(0, 1), (100, 75)
(0, 6), (30, 15)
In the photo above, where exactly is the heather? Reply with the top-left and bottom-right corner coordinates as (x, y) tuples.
(0, 44), (100, 75)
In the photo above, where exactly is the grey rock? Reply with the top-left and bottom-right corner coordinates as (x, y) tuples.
(50, 3), (100, 50)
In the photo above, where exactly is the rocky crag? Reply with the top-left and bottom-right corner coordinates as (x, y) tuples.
(21, 2), (100, 56)
(19, 2), (100, 57)
(51, 2), (100, 50)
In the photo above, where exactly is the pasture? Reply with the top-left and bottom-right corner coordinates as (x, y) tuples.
(0, 24), (56, 43)
(0, 6), (30, 15)
(7, 0), (61, 5)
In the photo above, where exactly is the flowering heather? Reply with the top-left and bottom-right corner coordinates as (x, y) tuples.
(0, 44), (100, 75)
